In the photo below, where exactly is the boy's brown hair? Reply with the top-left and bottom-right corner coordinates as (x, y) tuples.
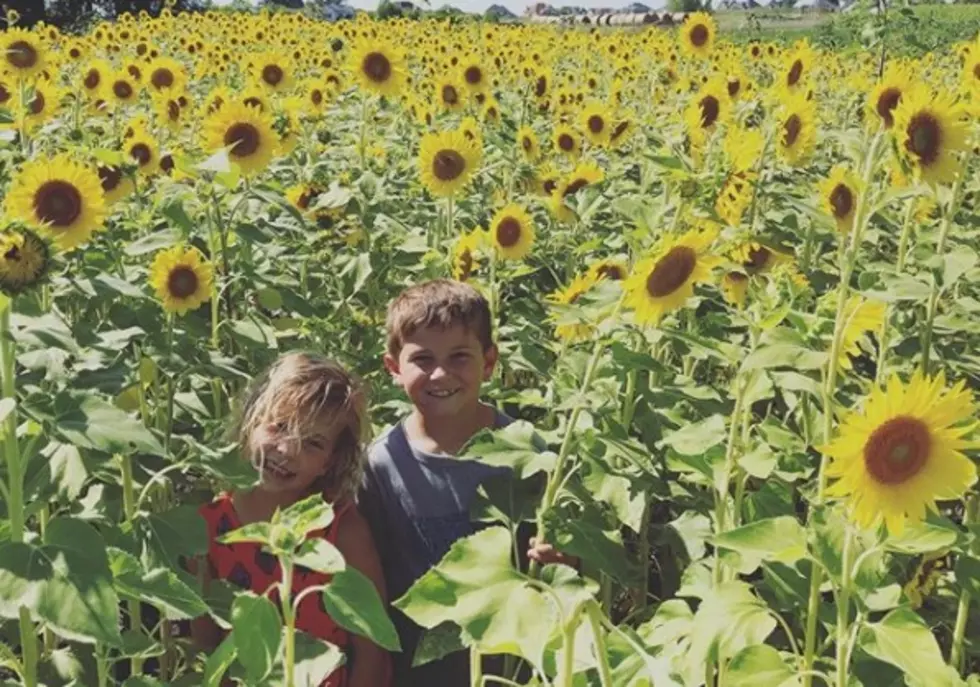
(233, 351), (369, 499)
(385, 279), (493, 355)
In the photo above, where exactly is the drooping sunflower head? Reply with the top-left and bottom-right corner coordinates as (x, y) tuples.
(731, 241), (789, 277)
(679, 12), (716, 59)
(0, 28), (46, 79)
(0, 227), (51, 296)
(715, 170), (756, 228)
(836, 294), (885, 371)
(892, 86), (969, 186)
(624, 227), (722, 326)
(418, 128), (481, 198)
(608, 112), (636, 150)
(5, 154), (107, 251)
(868, 65), (912, 130)
(203, 102), (279, 178)
(819, 166), (863, 235)
(490, 204), (535, 261)
(349, 39), (406, 98)
(148, 244), (214, 316)
(822, 369), (978, 536)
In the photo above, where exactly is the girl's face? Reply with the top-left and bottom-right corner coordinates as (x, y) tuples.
(248, 410), (338, 494)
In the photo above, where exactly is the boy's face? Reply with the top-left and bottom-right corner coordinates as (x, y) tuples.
(248, 410), (337, 494)
(385, 324), (497, 419)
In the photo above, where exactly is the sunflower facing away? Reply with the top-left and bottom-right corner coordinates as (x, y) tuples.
(490, 204), (535, 260)
(548, 272), (599, 343)
(679, 12), (716, 59)
(418, 128), (481, 198)
(203, 102), (279, 177)
(822, 370), (978, 536)
(349, 40), (406, 98)
(149, 245), (214, 316)
(836, 294), (886, 371)
(0, 228), (51, 295)
(892, 86), (969, 186)
(624, 228), (722, 326)
(6, 155), (107, 251)
(819, 166), (863, 234)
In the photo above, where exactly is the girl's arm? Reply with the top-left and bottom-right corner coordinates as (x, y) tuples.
(334, 507), (392, 687)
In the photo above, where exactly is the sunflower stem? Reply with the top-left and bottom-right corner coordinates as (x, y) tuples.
(163, 313), (175, 455)
(586, 602), (615, 687)
(920, 178), (963, 377)
(835, 526), (855, 687)
(874, 199), (916, 387)
(119, 451), (145, 674)
(469, 646), (483, 687)
(358, 93), (370, 171)
(950, 492), (979, 673)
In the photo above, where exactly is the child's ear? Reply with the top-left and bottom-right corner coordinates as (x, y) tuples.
(383, 353), (401, 381)
(482, 345), (499, 381)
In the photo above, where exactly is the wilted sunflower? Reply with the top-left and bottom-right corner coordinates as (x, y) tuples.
(679, 12), (715, 59)
(203, 102), (279, 177)
(553, 124), (581, 159)
(624, 228), (722, 326)
(452, 229), (484, 282)
(822, 370), (978, 536)
(776, 94), (817, 166)
(548, 272), (599, 342)
(97, 165), (135, 206)
(148, 245), (214, 316)
(6, 155), (106, 251)
(418, 128), (481, 198)
(0, 28), (46, 79)
(517, 125), (540, 161)
(868, 66), (912, 130)
(490, 204), (535, 260)
(579, 101), (613, 147)
(350, 40), (406, 98)
(0, 228), (51, 295)
(819, 166), (863, 234)
(892, 87), (969, 186)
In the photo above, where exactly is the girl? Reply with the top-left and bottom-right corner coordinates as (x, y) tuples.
(192, 351), (390, 687)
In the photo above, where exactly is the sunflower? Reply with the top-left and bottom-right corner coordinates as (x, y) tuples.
(19, 78), (60, 132)
(553, 124), (581, 159)
(904, 550), (948, 610)
(435, 76), (465, 113)
(145, 56), (186, 94)
(80, 58), (111, 98)
(125, 128), (161, 177)
(837, 295), (885, 371)
(0, 228), (51, 295)
(107, 70), (140, 105)
(252, 52), (294, 92)
(892, 86), (969, 186)
(822, 369), (978, 536)
(587, 258), (628, 283)
(679, 12), (715, 59)
(482, 97), (501, 125)
(715, 171), (756, 227)
(459, 57), (488, 94)
(459, 115), (483, 149)
(579, 101), (613, 147)
(732, 241), (790, 276)
(685, 79), (729, 146)
(517, 125), (540, 161)
(723, 125), (764, 172)
(534, 164), (562, 197)
(203, 102), (279, 178)
(452, 229), (484, 282)
(819, 166), (863, 234)
(608, 112), (636, 150)
(0, 28), (46, 79)
(302, 79), (331, 116)
(721, 271), (749, 309)
(780, 41), (815, 93)
(148, 245), (214, 316)
(350, 39), (406, 98)
(418, 128), (481, 198)
(962, 44), (980, 97)
(776, 94), (817, 166)
(6, 155), (107, 251)
(239, 83), (272, 114)
(547, 272), (599, 343)
(490, 204), (534, 260)
(868, 65), (912, 130)
(97, 165), (135, 206)
(154, 93), (190, 133)
(624, 228), (722, 326)
(531, 66), (552, 102)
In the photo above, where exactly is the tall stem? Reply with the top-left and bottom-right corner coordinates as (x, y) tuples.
(586, 603), (614, 687)
(119, 452), (145, 674)
(281, 560), (296, 687)
(835, 527), (855, 687)
(920, 179), (963, 376)
(470, 647), (483, 687)
(874, 199), (916, 387)
(950, 492), (979, 673)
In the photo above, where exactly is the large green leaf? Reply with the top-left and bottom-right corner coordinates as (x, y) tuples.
(0, 517), (122, 646)
(395, 527), (558, 673)
(955, 555), (980, 601)
(460, 420), (557, 479)
(545, 507), (641, 586)
(108, 548), (208, 620)
(726, 645), (798, 686)
(711, 517), (807, 572)
(858, 607), (962, 687)
(231, 592), (282, 684)
(294, 538), (346, 575)
(885, 516), (961, 554)
(659, 414), (726, 456)
(51, 394), (164, 456)
(321, 566), (400, 651)
(274, 493), (335, 540)
(133, 505), (209, 571)
(203, 634), (237, 687)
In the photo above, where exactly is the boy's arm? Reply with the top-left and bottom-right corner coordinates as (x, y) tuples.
(335, 507), (392, 687)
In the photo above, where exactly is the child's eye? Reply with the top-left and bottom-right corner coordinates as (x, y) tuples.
(411, 355), (433, 365)
(452, 352), (471, 361)
(305, 438), (326, 450)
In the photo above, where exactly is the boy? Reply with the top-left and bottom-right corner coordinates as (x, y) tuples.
(357, 279), (570, 686)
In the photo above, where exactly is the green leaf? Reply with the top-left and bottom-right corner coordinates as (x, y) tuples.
(321, 566), (400, 651)
(741, 343), (826, 372)
(275, 493), (335, 539)
(954, 555), (980, 602)
(0, 398), (14, 425)
(218, 521), (272, 547)
(228, 318), (278, 350)
(858, 607), (962, 687)
(885, 516), (960, 554)
(726, 645), (797, 686)
(53, 394), (164, 456)
(460, 420), (557, 479)
(660, 414), (726, 456)
(0, 518), (122, 646)
(122, 677), (164, 687)
(231, 592), (282, 683)
(546, 507), (641, 586)
(712, 517), (807, 572)
(133, 505), (209, 571)
(294, 538), (346, 575)
(124, 229), (181, 257)
(942, 244), (978, 290)
(203, 634), (237, 687)
(109, 548), (209, 620)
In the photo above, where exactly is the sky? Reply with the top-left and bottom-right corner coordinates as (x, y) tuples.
(210, 0), (667, 19)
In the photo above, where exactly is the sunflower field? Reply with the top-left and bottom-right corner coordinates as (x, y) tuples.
(0, 5), (980, 687)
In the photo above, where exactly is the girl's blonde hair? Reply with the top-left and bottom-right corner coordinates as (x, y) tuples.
(233, 351), (368, 500)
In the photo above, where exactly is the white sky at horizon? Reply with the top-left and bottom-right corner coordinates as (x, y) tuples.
(210, 0), (670, 19)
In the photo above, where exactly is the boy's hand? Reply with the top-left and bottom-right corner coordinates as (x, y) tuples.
(528, 537), (579, 568)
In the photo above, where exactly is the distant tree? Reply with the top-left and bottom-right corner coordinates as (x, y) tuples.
(666, 0), (704, 10)
(261, 0), (305, 8)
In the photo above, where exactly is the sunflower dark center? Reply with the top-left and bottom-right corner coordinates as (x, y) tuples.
(700, 95), (720, 128)
(727, 271), (748, 284)
(543, 178), (557, 194)
(70, 47), (82, 59)
(167, 100), (180, 121)
(28, 92), (44, 115)
(611, 120), (630, 140)
(587, 115), (604, 134)
(432, 149), (465, 181)
(830, 183), (854, 219)
(363, 52), (391, 83)
(689, 24), (708, 47)
(84, 69), (100, 89)
(744, 246), (771, 272)
(34, 180), (82, 228)
(534, 76), (547, 97)
(262, 64), (284, 86)
(127, 65), (141, 80)
(787, 59), (803, 87)
(298, 188), (318, 209)
(442, 84), (459, 105)
(558, 133), (575, 151)
(130, 143), (152, 166)
(243, 96), (263, 110)
(596, 264), (624, 280)
(646, 246), (696, 298)
(113, 80), (133, 99)
(863, 415), (930, 485)
(876, 88), (901, 128)
(464, 66), (481, 85)
(727, 79), (741, 97)
(7, 40), (38, 70)
(160, 154), (174, 174)
(0, 84), (9, 104)
(783, 114), (802, 147)
(311, 89), (323, 105)
(973, 64), (980, 81)
(496, 217), (521, 247)
(167, 265), (199, 300)
(98, 166), (122, 192)
(564, 178), (588, 197)
(522, 135), (533, 151)
(225, 123), (260, 157)
(906, 112), (941, 166)
(151, 68), (174, 89)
